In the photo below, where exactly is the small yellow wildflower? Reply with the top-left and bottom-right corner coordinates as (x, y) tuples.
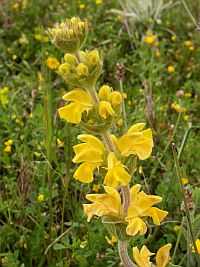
(184, 40), (191, 47)
(38, 72), (44, 82)
(12, 54), (18, 60)
(171, 35), (177, 41)
(46, 57), (60, 69)
(106, 235), (117, 245)
(171, 103), (185, 113)
(96, 0), (102, 4)
(1, 257), (8, 264)
(79, 3), (86, 9)
(34, 34), (49, 43)
(173, 225), (180, 232)
(191, 239), (200, 254)
(80, 240), (88, 248)
(168, 66), (175, 73)
(138, 165), (143, 174)
(18, 34), (28, 45)
(138, 88), (143, 93)
(92, 184), (101, 192)
(128, 100), (131, 105)
(117, 15), (122, 21)
(123, 92), (127, 99)
(4, 146), (12, 153)
(156, 50), (161, 57)
(15, 118), (20, 124)
(183, 115), (189, 121)
(117, 118), (123, 127)
(13, 2), (19, 9)
(148, 17), (153, 24)
(189, 46), (194, 51)
(144, 35), (156, 45)
(184, 92), (192, 98)
(99, 101), (115, 119)
(29, 113), (33, 119)
(4, 139), (13, 146)
(182, 177), (189, 185)
(38, 194), (44, 202)
(57, 138), (64, 147)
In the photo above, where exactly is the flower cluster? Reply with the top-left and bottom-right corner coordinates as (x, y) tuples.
(48, 16), (171, 267)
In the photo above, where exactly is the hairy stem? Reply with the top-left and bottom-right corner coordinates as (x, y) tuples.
(118, 241), (137, 267)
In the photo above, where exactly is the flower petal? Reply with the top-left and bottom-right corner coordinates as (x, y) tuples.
(156, 244), (172, 267)
(126, 217), (147, 236)
(62, 89), (92, 106)
(74, 162), (100, 183)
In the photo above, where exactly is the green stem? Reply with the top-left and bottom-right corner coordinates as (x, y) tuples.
(181, 0), (197, 27)
(171, 217), (185, 263)
(119, 79), (127, 130)
(172, 143), (200, 266)
(45, 69), (53, 262)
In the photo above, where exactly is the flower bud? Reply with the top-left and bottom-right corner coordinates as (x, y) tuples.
(108, 91), (122, 107)
(46, 17), (88, 53)
(64, 53), (77, 65)
(87, 50), (100, 65)
(99, 101), (115, 119)
(99, 85), (111, 101)
(58, 63), (71, 75)
(76, 63), (89, 76)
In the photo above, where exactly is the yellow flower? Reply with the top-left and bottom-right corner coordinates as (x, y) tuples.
(117, 118), (123, 127)
(57, 138), (64, 147)
(191, 239), (200, 254)
(171, 103), (185, 113)
(76, 63), (89, 76)
(13, 2), (19, 9)
(80, 240), (88, 248)
(189, 46), (194, 51)
(105, 235), (117, 245)
(182, 177), (189, 185)
(92, 184), (101, 192)
(4, 139), (13, 146)
(133, 245), (154, 267)
(144, 35), (156, 45)
(58, 89), (93, 124)
(117, 15), (122, 21)
(18, 34), (28, 45)
(1, 257), (8, 264)
(173, 225), (180, 232)
(156, 50), (161, 57)
(126, 184), (168, 236)
(34, 34), (49, 43)
(83, 186), (121, 222)
(99, 101), (115, 119)
(79, 3), (86, 9)
(12, 54), (18, 60)
(138, 165), (143, 174)
(104, 152), (131, 187)
(133, 244), (172, 267)
(167, 66), (175, 73)
(118, 123), (154, 160)
(73, 134), (105, 183)
(98, 85), (112, 101)
(15, 118), (20, 124)
(37, 194), (44, 202)
(184, 40), (191, 47)
(183, 115), (189, 121)
(46, 57), (60, 69)
(29, 112), (33, 119)
(171, 35), (177, 41)
(156, 244), (172, 267)
(184, 92), (192, 98)
(108, 91), (122, 107)
(96, 0), (103, 4)
(38, 72), (44, 82)
(4, 146), (12, 153)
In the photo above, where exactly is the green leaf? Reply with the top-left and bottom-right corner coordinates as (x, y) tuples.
(53, 243), (67, 250)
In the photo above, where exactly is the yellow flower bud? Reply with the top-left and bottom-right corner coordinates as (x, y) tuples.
(64, 53), (77, 65)
(99, 101), (115, 119)
(71, 17), (78, 24)
(108, 91), (122, 107)
(59, 63), (71, 75)
(99, 85), (111, 101)
(78, 21), (85, 30)
(37, 194), (44, 202)
(4, 146), (12, 153)
(76, 63), (89, 76)
(87, 50), (99, 65)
